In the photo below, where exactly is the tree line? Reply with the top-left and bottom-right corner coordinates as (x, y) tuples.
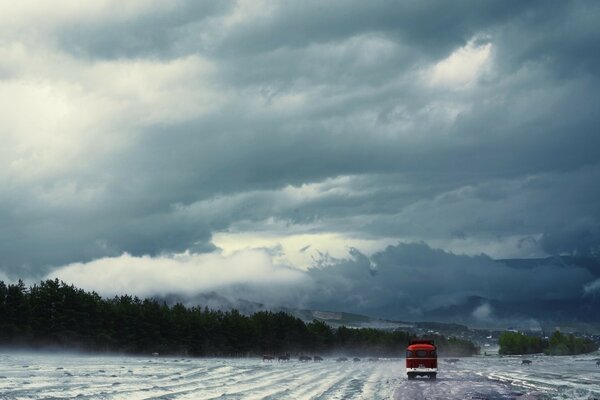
(499, 331), (598, 355)
(0, 279), (479, 357)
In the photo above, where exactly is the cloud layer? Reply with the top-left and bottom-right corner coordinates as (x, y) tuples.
(47, 249), (306, 299)
(2, 1), (600, 322)
(46, 242), (599, 325)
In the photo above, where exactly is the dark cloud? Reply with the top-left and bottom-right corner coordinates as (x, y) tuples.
(53, 0), (549, 61)
(1, 0), (599, 325)
(214, 0), (552, 57)
(303, 242), (598, 324)
(492, 0), (600, 77)
(58, 2), (236, 59)
(541, 223), (600, 257)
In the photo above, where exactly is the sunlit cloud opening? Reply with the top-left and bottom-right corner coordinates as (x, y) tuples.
(429, 40), (492, 88)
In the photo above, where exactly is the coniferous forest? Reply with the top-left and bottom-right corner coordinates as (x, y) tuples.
(0, 279), (479, 357)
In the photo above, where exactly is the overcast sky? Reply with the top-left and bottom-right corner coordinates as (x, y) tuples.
(1, 1), (599, 321)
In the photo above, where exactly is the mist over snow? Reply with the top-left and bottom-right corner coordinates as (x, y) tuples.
(1, 1), (600, 324)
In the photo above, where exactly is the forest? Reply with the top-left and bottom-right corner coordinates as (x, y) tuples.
(0, 279), (479, 357)
(498, 331), (598, 355)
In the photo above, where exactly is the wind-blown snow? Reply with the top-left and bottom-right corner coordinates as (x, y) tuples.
(0, 352), (598, 399)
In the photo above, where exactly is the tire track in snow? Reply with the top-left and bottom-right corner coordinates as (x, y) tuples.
(239, 362), (342, 400)
(3, 353), (599, 399)
(118, 361), (300, 399)
(358, 362), (402, 399)
(160, 361), (335, 399)
(278, 370), (348, 399)
(101, 363), (288, 399)
(310, 364), (369, 400)
(394, 372), (525, 400)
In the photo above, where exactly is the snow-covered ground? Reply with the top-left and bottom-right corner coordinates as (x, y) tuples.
(0, 352), (598, 399)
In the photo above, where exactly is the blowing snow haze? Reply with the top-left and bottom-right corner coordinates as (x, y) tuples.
(1, 1), (600, 327)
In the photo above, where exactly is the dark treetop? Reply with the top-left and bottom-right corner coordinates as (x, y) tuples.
(0, 279), (478, 357)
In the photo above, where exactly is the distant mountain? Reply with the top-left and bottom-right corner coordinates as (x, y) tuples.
(156, 291), (487, 336)
(157, 291), (411, 329)
(421, 256), (600, 329)
(155, 255), (600, 332)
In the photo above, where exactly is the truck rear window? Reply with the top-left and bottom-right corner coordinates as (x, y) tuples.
(407, 349), (436, 357)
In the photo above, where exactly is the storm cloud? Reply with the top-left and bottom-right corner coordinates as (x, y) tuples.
(1, 1), (600, 322)
(304, 242), (598, 322)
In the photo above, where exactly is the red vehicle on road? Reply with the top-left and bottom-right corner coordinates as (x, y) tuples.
(406, 339), (437, 380)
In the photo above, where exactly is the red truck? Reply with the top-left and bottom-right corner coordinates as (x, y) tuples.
(406, 339), (437, 380)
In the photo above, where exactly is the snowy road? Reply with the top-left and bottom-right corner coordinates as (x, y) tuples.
(0, 352), (599, 399)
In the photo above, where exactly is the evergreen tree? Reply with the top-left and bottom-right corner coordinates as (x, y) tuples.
(0, 279), (484, 357)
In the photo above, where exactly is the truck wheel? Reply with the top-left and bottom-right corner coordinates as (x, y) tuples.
(429, 373), (437, 380)
(407, 373), (415, 380)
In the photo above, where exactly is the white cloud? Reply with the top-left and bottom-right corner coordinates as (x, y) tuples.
(429, 40), (492, 88)
(213, 231), (397, 270)
(0, 41), (221, 183)
(47, 249), (306, 298)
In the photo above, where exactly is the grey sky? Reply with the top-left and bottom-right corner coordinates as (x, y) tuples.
(1, 1), (599, 322)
